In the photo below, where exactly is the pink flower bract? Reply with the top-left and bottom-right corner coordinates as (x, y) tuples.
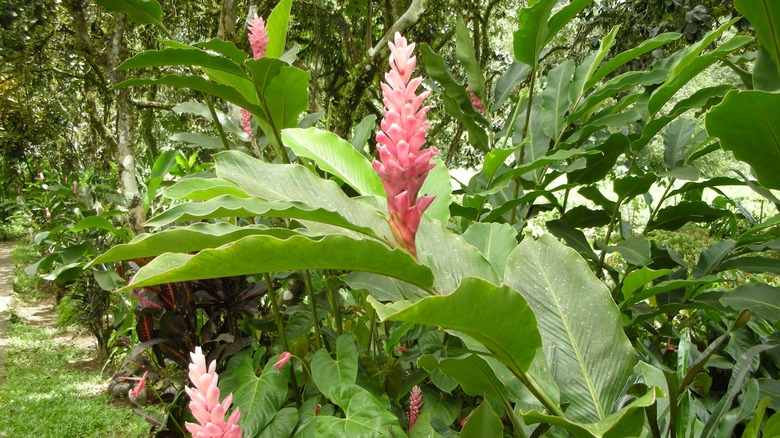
(408, 385), (423, 430)
(372, 32), (438, 258)
(248, 15), (269, 60)
(274, 352), (291, 371)
(184, 347), (243, 438)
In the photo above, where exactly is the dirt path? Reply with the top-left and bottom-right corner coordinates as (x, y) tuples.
(0, 242), (97, 380)
(0, 242), (16, 379)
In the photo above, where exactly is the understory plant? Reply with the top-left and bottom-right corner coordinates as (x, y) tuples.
(92, 0), (780, 436)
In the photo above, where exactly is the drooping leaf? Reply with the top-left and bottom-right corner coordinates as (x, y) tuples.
(119, 234), (434, 292)
(455, 18), (486, 101)
(369, 277), (541, 373)
(504, 235), (635, 423)
(721, 283), (780, 322)
(706, 90), (780, 190)
(460, 401), (504, 438)
(646, 201), (732, 232)
(94, 0), (163, 27)
(282, 128), (384, 196)
(418, 354), (508, 402)
(88, 223), (298, 266)
(163, 177), (248, 200)
(734, 0), (780, 70)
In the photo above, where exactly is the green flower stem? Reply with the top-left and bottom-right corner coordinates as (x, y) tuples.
(263, 273), (301, 407)
(325, 276), (343, 335)
(204, 95), (231, 152)
(303, 270), (323, 350)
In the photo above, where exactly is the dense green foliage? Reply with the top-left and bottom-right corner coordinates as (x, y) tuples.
(2, 0), (780, 437)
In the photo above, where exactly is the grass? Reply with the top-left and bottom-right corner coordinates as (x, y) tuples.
(0, 322), (150, 438)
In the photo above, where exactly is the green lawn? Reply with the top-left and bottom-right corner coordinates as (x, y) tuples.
(0, 322), (150, 438)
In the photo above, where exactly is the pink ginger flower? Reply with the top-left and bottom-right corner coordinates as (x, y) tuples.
(373, 33), (438, 259)
(185, 347), (243, 438)
(241, 15), (269, 140)
(240, 109), (253, 140)
(248, 15), (269, 60)
(130, 370), (149, 397)
(408, 385), (423, 430)
(467, 86), (484, 113)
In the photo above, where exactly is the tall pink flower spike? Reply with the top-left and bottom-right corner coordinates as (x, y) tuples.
(185, 347), (243, 438)
(241, 15), (270, 140)
(373, 32), (438, 259)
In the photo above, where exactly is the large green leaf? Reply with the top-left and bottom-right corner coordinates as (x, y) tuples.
(369, 277), (541, 373)
(504, 235), (635, 423)
(461, 401), (504, 438)
(145, 196), (376, 237)
(522, 388), (659, 438)
(586, 32), (681, 89)
(118, 234), (434, 291)
(706, 90), (780, 190)
(163, 177), (248, 200)
(314, 384), (401, 436)
(663, 118), (697, 170)
(94, 0), (163, 27)
(117, 75), (262, 113)
(513, 0), (556, 67)
(257, 408), (298, 438)
(88, 223), (298, 266)
(282, 128), (384, 197)
(419, 159), (452, 225)
(721, 283), (780, 322)
(416, 219), (499, 293)
(117, 48), (248, 80)
(265, 0), (293, 59)
(229, 353), (289, 436)
(540, 59), (574, 139)
(418, 354), (508, 402)
(735, 0), (780, 70)
(214, 151), (390, 238)
(311, 334), (358, 400)
(462, 222), (517, 278)
(264, 65), (310, 129)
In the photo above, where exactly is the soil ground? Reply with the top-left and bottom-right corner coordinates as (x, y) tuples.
(0, 241), (97, 379)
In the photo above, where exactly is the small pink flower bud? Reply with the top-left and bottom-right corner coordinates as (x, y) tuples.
(241, 108), (254, 140)
(274, 351), (292, 371)
(467, 86), (484, 113)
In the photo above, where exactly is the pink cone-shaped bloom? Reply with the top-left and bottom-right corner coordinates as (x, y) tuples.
(372, 33), (438, 258)
(248, 15), (269, 60)
(274, 352), (291, 371)
(241, 108), (254, 140)
(130, 370), (149, 397)
(408, 385), (423, 430)
(184, 347), (243, 438)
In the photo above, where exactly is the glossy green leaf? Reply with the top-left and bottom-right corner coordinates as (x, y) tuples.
(567, 133), (630, 184)
(170, 133), (226, 150)
(735, 0), (780, 69)
(693, 240), (736, 278)
(622, 275), (721, 307)
(571, 26), (620, 102)
(172, 101), (249, 140)
(416, 219), (500, 293)
(119, 234), (434, 292)
(369, 277), (541, 373)
(214, 151), (390, 237)
(613, 235), (652, 266)
(493, 148), (601, 189)
(88, 223), (298, 266)
(282, 128), (384, 197)
(349, 115), (377, 155)
(229, 353), (289, 436)
(461, 401), (504, 438)
(311, 334), (358, 400)
(721, 283), (780, 322)
(513, 0), (556, 67)
(719, 256), (780, 274)
(706, 90), (780, 189)
(614, 174), (656, 200)
(70, 216), (131, 241)
(117, 75), (262, 114)
(264, 65), (310, 129)
(504, 235), (635, 423)
(94, 0), (163, 27)
(462, 222), (517, 278)
(314, 384), (400, 436)
(492, 61), (530, 108)
(621, 267), (675, 300)
(663, 118), (697, 170)
(522, 388), (659, 438)
(265, 0), (293, 59)
(646, 201), (732, 231)
(343, 272), (430, 302)
(586, 32), (681, 89)
(118, 47), (247, 79)
(163, 177), (248, 200)
(418, 354), (508, 402)
(455, 18), (486, 101)
(257, 408), (298, 438)
(571, 69), (668, 121)
(545, 0), (593, 46)
(546, 219), (599, 263)
(541, 60), (574, 139)
(195, 38), (247, 63)
(145, 196), (375, 236)
(419, 159), (452, 225)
